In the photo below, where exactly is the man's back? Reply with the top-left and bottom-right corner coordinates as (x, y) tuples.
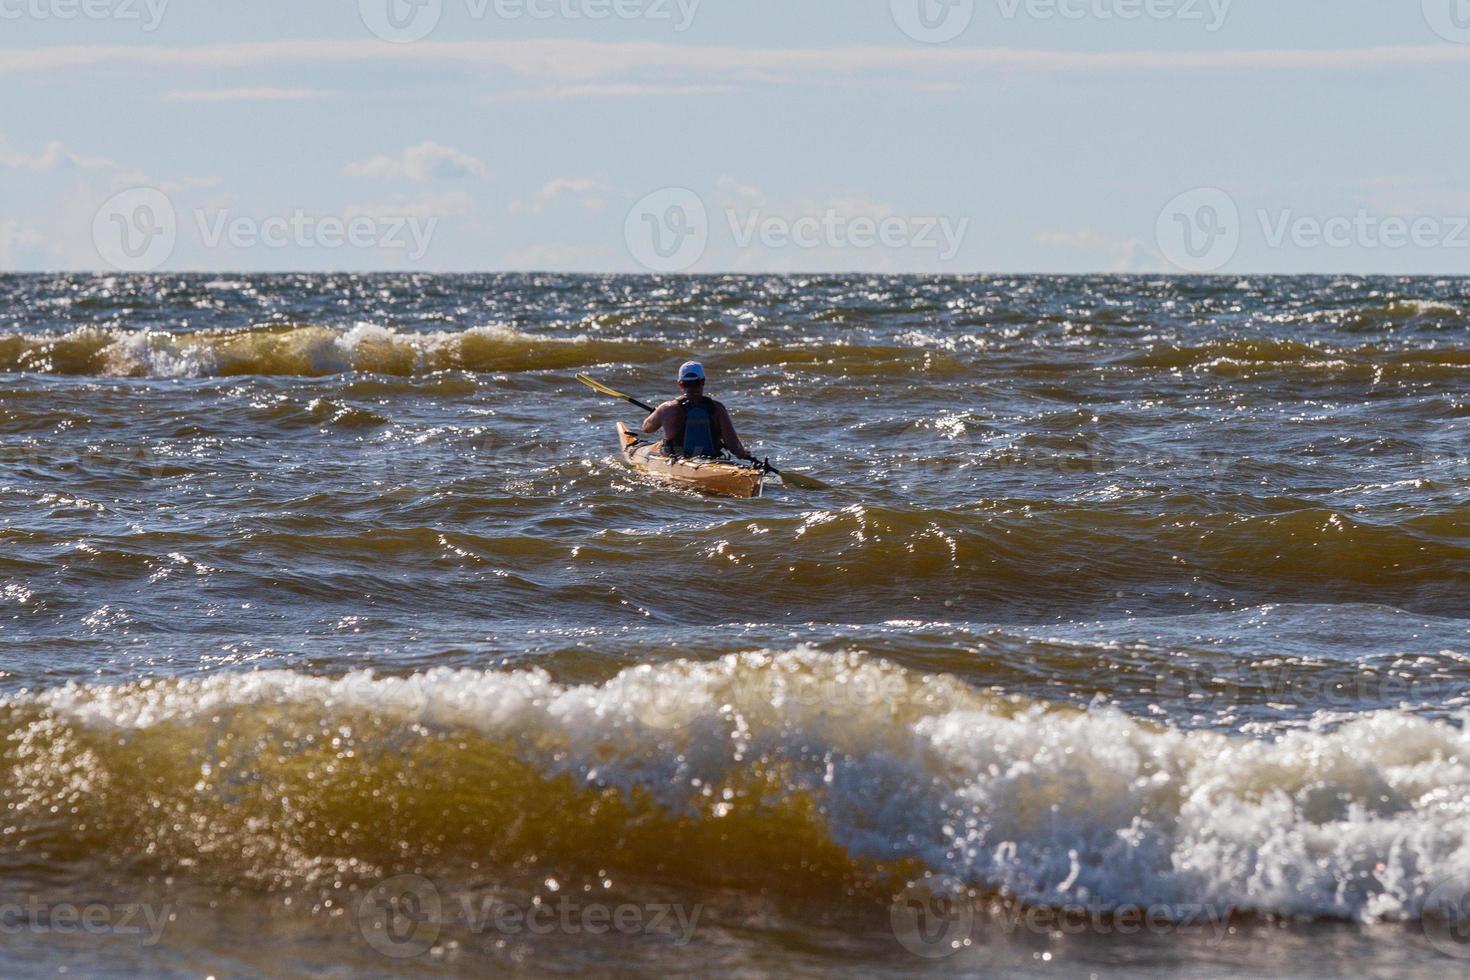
(641, 362), (752, 460)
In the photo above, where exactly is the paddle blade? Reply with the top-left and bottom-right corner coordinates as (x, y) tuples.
(575, 373), (630, 400)
(775, 468), (830, 491)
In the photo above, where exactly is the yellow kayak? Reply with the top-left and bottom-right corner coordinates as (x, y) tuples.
(616, 422), (765, 498)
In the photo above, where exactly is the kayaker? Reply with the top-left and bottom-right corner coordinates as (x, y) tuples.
(642, 361), (756, 461)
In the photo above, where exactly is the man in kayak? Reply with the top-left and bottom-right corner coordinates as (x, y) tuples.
(642, 361), (756, 461)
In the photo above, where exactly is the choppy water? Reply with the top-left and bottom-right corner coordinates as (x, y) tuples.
(2, 273), (1468, 977)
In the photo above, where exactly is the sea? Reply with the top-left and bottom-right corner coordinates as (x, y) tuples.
(1, 272), (1467, 978)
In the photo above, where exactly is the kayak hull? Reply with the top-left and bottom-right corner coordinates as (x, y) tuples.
(617, 423), (764, 498)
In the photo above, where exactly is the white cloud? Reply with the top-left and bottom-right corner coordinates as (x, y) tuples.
(715, 176), (768, 212)
(502, 243), (608, 271)
(0, 221), (45, 269)
(160, 87), (334, 103)
(0, 138), (111, 171)
(1035, 229), (1153, 272)
(344, 191), (473, 223)
(344, 141), (488, 181)
(4, 40), (1469, 87)
(513, 177), (609, 214)
(482, 82), (736, 103)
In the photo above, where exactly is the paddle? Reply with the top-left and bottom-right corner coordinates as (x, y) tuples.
(575, 372), (656, 414)
(575, 373), (830, 490)
(759, 461), (830, 491)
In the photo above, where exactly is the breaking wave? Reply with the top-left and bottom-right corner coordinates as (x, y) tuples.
(4, 650), (1469, 922)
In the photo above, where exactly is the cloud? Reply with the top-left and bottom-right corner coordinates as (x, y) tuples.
(715, 176), (768, 212)
(160, 87), (334, 103)
(344, 141), (488, 181)
(502, 243), (608, 271)
(344, 190), (474, 223)
(0, 138), (111, 171)
(1035, 229), (1153, 272)
(513, 177), (609, 213)
(482, 82), (737, 103)
(0, 220), (45, 269)
(4, 40), (1469, 89)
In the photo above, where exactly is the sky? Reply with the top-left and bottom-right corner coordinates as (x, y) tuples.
(1, 1), (1469, 274)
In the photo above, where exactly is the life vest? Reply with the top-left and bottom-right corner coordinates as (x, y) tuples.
(670, 396), (724, 458)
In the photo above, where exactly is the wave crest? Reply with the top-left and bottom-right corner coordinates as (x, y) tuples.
(5, 650), (1469, 921)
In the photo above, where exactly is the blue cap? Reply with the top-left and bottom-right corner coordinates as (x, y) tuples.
(677, 361), (705, 383)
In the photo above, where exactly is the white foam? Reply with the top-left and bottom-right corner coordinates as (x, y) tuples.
(22, 648), (1470, 922)
(12, 323), (546, 378)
